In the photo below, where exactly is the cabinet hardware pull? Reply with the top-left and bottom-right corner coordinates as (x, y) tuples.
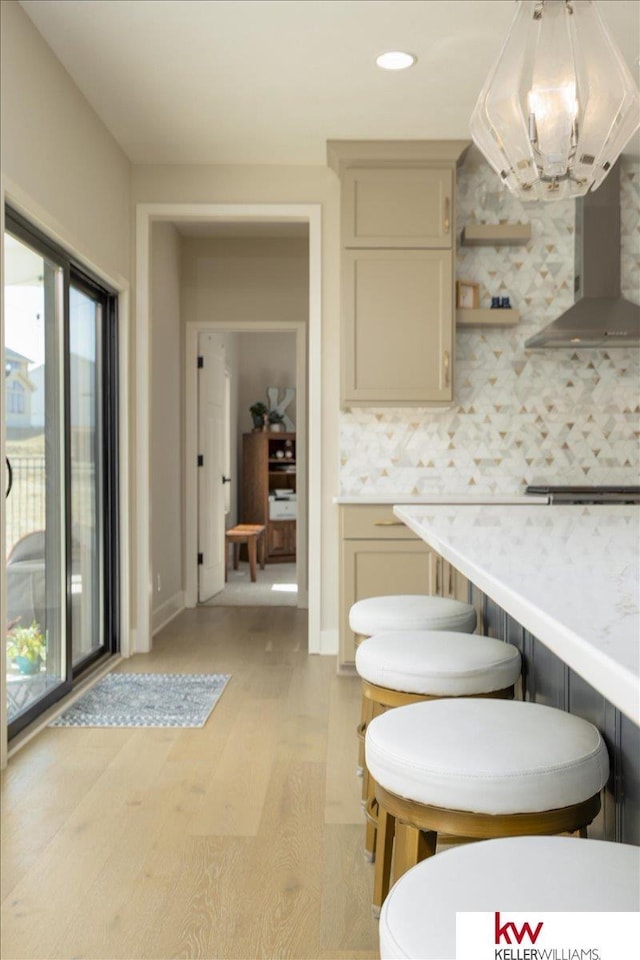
(448, 563), (454, 596)
(444, 196), (450, 233)
(373, 520), (405, 526)
(435, 558), (441, 594)
(443, 350), (450, 385)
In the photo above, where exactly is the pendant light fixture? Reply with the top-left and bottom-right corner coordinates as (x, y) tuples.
(470, 0), (640, 201)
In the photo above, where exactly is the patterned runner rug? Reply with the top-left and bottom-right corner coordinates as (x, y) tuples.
(49, 672), (231, 728)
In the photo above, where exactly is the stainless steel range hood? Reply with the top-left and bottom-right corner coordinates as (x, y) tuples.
(525, 164), (640, 349)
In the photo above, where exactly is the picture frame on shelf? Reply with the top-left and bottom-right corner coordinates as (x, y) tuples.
(456, 280), (480, 309)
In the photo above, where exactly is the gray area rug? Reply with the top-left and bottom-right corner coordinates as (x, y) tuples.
(49, 672), (231, 728)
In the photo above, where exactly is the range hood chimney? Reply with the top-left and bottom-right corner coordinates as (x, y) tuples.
(525, 164), (640, 349)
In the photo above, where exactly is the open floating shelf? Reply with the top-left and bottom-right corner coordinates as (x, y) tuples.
(460, 223), (532, 246)
(457, 308), (520, 327)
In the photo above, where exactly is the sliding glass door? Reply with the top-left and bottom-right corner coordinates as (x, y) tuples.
(4, 210), (119, 736)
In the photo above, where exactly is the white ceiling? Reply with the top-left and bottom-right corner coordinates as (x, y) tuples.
(19, 0), (640, 167)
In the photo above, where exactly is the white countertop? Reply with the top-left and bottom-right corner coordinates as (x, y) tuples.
(334, 494), (548, 505)
(394, 503), (640, 725)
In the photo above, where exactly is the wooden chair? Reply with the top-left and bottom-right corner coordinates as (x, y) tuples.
(225, 524), (266, 582)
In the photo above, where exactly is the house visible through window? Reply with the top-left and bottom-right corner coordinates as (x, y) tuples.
(8, 380), (25, 413)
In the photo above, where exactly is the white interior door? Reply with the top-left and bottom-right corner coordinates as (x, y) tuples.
(198, 332), (226, 602)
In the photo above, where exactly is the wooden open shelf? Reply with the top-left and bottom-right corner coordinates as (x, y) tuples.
(460, 223), (531, 246)
(457, 308), (520, 327)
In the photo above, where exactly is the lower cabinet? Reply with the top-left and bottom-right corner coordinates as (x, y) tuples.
(339, 505), (434, 667)
(339, 504), (473, 667)
(267, 520), (296, 560)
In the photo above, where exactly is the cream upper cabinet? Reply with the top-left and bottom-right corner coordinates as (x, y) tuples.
(342, 167), (453, 248)
(328, 140), (469, 409)
(342, 248), (453, 405)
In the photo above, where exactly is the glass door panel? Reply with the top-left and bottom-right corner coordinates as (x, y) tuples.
(5, 232), (66, 723)
(5, 211), (119, 738)
(69, 284), (104, 666)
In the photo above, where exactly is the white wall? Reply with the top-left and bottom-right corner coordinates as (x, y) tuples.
(150, 222), (183, 631)
(1, 0), (131, 765)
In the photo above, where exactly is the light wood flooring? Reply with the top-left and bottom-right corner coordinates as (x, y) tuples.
(1, 606), (379, 960)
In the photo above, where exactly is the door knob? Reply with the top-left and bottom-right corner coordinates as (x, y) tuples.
(221, 475), (232, 484)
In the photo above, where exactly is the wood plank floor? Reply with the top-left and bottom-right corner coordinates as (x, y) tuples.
(1, 607), (379, 960)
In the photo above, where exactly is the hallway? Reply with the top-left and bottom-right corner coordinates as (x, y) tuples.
(1, 606), (378, 960)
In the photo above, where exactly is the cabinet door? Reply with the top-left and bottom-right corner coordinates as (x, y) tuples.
(342, 248), (453, 405)
(342, 168), (453, 248)
(339, 539), (433, 666)
(268, 520), (295, 560)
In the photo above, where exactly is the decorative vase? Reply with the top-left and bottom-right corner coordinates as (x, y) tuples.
(14, 655), (41, 676)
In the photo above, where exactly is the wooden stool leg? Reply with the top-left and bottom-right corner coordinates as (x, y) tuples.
(258, 531), (265, 569)
(248, 537), (257, 582)
(364, 775), (378, 862)
(233, 543), (239, 570)
(393, 824), (436, 885)
(372, 803), (395, 918)
(358, 694), (374, 777)
(225, 539), (229, 582)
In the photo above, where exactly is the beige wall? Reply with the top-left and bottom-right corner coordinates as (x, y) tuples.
(150, 222), (183, 625)
(0, 1), (131, 282)
(237, 331), (298, 434)
(0, 0), (132, 764)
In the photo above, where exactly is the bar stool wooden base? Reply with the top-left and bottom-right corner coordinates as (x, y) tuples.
(372, 785), (601, 915)
(362, 681), (515, 861)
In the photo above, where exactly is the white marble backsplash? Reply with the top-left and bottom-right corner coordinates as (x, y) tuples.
(340, 154), (640, 496)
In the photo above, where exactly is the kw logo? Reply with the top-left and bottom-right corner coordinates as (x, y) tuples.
(495, 912), (544, 945)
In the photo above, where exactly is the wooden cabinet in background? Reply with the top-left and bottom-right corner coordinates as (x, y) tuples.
(242, 432), (296, 563)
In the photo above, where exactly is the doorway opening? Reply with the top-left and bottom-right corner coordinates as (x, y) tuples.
(191, 324), (306, 609)
(137, 202), (321, 652)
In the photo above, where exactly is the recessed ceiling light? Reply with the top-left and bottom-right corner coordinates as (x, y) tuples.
(376, 51), (416, 71)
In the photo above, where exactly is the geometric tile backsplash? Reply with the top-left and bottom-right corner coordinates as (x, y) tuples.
(340, 151), (640, 495)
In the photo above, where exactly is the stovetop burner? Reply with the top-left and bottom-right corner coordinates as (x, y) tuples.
(525, 485), (640, 504)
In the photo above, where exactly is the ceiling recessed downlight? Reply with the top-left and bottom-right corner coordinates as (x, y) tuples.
(376, 51), (416, 71)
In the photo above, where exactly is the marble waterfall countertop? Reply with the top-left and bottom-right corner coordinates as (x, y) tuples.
(334, 494), (548, 505)
(394, 503), (640, 725)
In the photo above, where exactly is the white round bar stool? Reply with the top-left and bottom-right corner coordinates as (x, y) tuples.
(366, 698), (610, 915)
(380, 836), (640, 959)
(350, 595), (478, 776)
(356, 631), (522, 861)
(349, 595), (478, 642)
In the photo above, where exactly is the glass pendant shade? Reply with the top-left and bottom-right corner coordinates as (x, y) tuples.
(470, 0), (640, 201)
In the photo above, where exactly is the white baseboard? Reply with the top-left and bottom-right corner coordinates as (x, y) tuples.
(318, 627), (338, 656)
(152, 590), (185, 636)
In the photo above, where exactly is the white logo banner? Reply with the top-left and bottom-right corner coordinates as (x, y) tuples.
(456, 911), (640, 960)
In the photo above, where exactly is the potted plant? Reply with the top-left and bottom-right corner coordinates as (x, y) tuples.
(268, 410), (285, 432)
(249, 401), (268, 430)
(7, 620), (45, 675)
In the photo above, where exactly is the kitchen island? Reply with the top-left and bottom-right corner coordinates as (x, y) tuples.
(394, 503), (640, 844)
